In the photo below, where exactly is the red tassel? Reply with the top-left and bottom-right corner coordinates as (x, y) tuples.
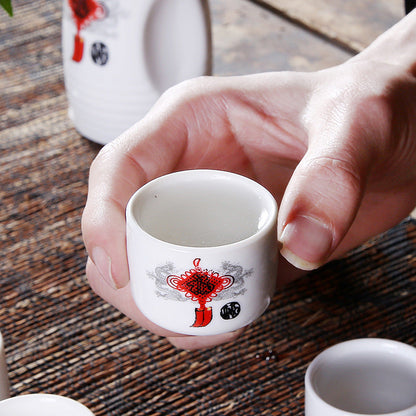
(192, 307), (212, 327)
(72, 34), (84, 62)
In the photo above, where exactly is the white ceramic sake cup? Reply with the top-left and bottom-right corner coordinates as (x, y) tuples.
(126, 169), (278, 336)
(305, 338), (416, 416)
(0, 331), (10, 401)
(0, 394), (94, 415)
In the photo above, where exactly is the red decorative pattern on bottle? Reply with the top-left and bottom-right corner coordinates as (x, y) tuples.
(68, 0), (104, 62)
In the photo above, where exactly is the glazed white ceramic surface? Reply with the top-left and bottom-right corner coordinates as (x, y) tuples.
(305, 339), (416, 416)
(0, 394), (94, 415)
(0, 331), (10, 401)
(126, 170), (278, 335)
(62, 0), (211, 144)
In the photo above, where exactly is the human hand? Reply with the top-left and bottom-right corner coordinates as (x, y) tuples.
(82, 12), (416, 350)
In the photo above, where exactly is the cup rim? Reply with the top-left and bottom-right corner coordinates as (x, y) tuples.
(0, 394), (94, 414)
(305, 338), (416, 416)
(126, 169), (278, 249)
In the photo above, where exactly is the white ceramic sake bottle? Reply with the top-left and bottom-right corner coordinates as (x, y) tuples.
(62, 0), (211, 145)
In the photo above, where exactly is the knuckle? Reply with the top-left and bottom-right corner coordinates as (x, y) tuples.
(159, 75), (214, 106)
(306, 155), (363, 196)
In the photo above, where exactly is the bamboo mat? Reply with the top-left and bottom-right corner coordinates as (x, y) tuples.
(1, 1), (415, 415)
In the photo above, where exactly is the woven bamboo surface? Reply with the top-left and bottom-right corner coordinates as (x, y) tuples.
(1, 1), (415, 415)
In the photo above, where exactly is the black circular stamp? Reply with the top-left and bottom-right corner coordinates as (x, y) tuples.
(220, 302), (241, 320)
(91, 42), (109, 66)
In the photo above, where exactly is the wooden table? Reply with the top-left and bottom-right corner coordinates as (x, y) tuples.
(1, 1), (415, 415)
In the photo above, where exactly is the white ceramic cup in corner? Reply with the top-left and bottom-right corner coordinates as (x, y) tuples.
(0, 331), (10, 401)
(0, 394), (94, 415)
(305, 338), (416, 416)
(126, 169), (278, 336)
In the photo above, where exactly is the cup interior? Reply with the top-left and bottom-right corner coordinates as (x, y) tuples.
(308, 340), (416, 414)
(129, 170), (276, 247)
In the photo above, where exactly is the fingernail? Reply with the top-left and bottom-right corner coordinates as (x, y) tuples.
(91, 247), (118, 289)
(279, 216), (333, 270)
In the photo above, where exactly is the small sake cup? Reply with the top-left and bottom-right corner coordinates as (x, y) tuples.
(305, 338), (416, 416)
(0, 394), (94, 415)
(126, 169), (278, 335)
(0, 331), (10, 401)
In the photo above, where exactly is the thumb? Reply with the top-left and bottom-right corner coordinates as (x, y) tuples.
(278, 129), (375, 270)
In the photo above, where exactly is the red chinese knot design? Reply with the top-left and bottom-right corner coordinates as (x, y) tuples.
(68, 0), (104, 62)
(167, 258), (234, 327)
